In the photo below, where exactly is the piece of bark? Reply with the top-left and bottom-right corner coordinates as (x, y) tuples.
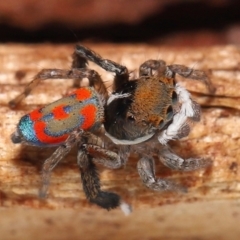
(0, 44), (240, 239)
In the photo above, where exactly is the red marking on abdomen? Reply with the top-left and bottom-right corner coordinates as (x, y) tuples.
(34, 121), (68, 144)
(29, 108), (43, 121)
(52, 104), (69, 120)
(80, 104), (97, 130)
(75, 88), (92, 101)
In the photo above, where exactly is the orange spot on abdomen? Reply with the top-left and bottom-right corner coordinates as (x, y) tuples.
(29, 108), (43, 121)
(52, 104), (69, 120)
(80, 104), (97, 130)
(74, 88), (92, 101)
(34, 121), (68, 144)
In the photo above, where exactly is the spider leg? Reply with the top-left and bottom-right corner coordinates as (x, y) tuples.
(176, 84), (201, 121)
(39, 129), (84, 198)
(118, 145), (131, 165)
(159, 146), (212, 171)
(71, 46), (87, 88)
(9, 67), (108, 108)
(158, 84), (201, 145)
(75, 45), (129, 92)
(137, 156), (186, 192)
(77, 146), (131, 214)
(83, 144), (124, 169)
(167, 64), (215, 93)
(158, 111), (190, 145)
(139, 59), (167, 77)
(81, 132), (130, 168)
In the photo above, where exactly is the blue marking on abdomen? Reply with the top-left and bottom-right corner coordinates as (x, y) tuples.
(41, 112), (54, 121)
(18, 115), (42, 146)
(63, 105), (71, 113)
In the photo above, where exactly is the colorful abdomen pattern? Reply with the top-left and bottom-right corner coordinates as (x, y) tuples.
(17, 87), (103, 146)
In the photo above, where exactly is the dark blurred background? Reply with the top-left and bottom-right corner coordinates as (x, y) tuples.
(1, 0), (240, 46)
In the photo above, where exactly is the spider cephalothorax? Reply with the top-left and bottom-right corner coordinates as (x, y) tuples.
(10, 44), (213, 213)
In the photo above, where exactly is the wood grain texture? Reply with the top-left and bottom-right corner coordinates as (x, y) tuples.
(0, 44), (240, 239)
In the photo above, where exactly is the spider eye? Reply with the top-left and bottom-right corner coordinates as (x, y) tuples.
(172, 91), (178, 104)
(127, 114), (135, 121)
(166, 68), (174, 78)
(166, 105), (173, 120)
(159, 119), (164, 128)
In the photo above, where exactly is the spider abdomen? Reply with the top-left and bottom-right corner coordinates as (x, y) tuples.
(12, 87), (104, 147)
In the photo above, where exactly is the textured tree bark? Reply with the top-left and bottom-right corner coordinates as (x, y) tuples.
(0, 44), (240, 239)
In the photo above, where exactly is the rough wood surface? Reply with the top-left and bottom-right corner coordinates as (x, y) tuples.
(1, 44), (240, 239)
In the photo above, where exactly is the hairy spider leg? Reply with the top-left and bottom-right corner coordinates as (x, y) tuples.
(159, 146), (212, 171)
(75, 45), (130, 92)
(78, 145), (131, 214)
(9, 50), (109, 108)
(137, 156), (187, 192)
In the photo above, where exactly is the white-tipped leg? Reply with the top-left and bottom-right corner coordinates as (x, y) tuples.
(137, 156), (186, 192)
(120, 201), (132, 216)
(78, 146), (129, 211)
(159, 147), (212, 171)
